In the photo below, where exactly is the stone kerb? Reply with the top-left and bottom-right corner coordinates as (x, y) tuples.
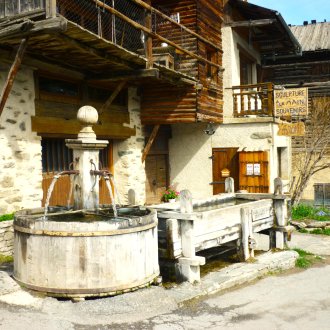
(0, 220), (14, 256)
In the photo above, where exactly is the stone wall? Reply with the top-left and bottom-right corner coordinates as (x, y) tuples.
(113, 87), (146, 205)
(0, 64), (43, 214)
(0, 220), (13, 256)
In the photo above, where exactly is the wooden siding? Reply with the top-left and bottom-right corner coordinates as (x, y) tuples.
(141, 83), (197, 124)
(142, 0), (224, 124)
(33, 73), (134, 138)
(196, 0), (223, 120)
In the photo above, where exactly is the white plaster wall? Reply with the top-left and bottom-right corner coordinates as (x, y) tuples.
(169, 123), (213, 199)
(222, 27), (261, 120)
(0, 64), (42, 214)
(113, 87), (146, 205)
(169, 121), (291, 198)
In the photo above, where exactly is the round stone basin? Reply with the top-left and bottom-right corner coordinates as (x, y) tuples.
(13, 207), (159, 298)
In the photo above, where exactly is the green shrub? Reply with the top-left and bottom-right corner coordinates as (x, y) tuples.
(0, 254), (13, 264)
(0, 213), (14, 222)
(292, 204), (314, 219)
(293, 248), (316, 269)
(292, 204), (329, 221)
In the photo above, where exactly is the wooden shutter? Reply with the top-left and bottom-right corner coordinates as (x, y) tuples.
(239, 151), (269, 193)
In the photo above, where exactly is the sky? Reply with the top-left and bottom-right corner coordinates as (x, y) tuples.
(248, 0), (330, 26)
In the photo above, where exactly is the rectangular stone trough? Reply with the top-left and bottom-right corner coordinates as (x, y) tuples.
(152, 192), (290, 283)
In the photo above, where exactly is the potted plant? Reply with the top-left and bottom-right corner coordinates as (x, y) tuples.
(162, 188), (180, 203)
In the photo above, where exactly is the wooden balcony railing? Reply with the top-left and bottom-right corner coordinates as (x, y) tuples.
(232, 82), (274, 117)
(0, 0), (222, 79)
(0, 0), (46, 18)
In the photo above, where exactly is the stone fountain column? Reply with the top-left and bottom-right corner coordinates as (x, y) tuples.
(65, 106), (108, 210)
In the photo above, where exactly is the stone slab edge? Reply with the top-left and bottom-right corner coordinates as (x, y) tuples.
(167, 250), (299, 304)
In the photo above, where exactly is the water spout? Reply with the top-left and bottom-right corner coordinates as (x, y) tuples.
(43, 170), (79, 220)
(90, 169), (118, 217)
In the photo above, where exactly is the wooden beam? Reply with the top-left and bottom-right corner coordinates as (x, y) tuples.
(91, 0), (223, 70)
(31, 116), (135, 138)
(0, 38), (28, 117)
(226, 19), (277, 28)
(51, 33), (137, 70)
(88, 69), (160, 83)
(142, 125), (160, 163)
(144, 0), (153, 69)
(0, 17), (67, 42)
(99, 81), (126, 116)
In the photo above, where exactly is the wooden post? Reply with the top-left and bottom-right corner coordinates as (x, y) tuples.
(99, 81), (126, 115)
(267, 82), (273, 116)
(0, 38), (28, 118)
(144, 0), (153, 69)
(141, 125), (160, 163)
(46, 0), (57, 18)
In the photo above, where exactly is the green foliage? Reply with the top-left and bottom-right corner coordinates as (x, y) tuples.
(0, 254), (13, 264)
(296, 257), (312, 268)
(0, 213), (14, 222)
(291, 204), (330, 221)
(292, 248), (321, 269)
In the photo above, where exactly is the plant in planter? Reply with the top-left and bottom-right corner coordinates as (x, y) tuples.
(162, 188), (180, 203)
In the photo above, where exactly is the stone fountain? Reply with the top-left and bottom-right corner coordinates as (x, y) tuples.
(13, 106), (159, 299)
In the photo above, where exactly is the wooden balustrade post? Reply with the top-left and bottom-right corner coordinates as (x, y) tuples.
(46, 0), (57, 18)
(145, 0), (153, 69)
(233, 93), (238, 117)
(267, 82), (273, 116)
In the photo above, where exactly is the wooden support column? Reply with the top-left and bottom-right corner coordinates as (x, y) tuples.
(141, 125), (160, 163)
(99, 81), (126, 116)
(0, 39), (28, 118)
(145, 0), (153, 69)
(46, 0), (57, 18)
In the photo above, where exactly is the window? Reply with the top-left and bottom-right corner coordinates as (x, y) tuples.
(42, 138), (111, 173)
(239, 52), (255, 85)
(206, 47), (218, 82)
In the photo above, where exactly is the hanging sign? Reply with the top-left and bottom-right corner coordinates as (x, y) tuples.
(278, 122), (305, 136)
(274, 87), (308, 117)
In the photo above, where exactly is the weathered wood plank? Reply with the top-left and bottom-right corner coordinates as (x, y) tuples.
(31, 116), (135, 138)
(0, 38), (28, 117)
(142, 125), (160, 163)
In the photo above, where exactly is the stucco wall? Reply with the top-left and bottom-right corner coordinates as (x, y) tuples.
(222, 27), (261, 119)
(292, 154), (330, 201)
(113, 87), (146, 205)
(0, 64), (42, 214)
(169, 121), (291, 199)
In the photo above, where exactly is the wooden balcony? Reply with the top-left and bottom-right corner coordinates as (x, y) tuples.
(232, 83), (274, 117)
(0, 0), (221, 83)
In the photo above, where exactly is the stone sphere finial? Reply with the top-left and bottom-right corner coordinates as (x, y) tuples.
(77, 105), (98, 125)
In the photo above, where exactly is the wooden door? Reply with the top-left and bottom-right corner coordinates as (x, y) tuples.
(212, 148), (239, 194)
(239, 151), (269, 193)
(145, 155), (168, 204)
(41, 138), (113, 207)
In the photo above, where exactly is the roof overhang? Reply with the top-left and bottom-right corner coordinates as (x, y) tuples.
(227, 0), (302, 61)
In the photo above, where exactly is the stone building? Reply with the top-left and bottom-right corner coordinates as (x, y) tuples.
(0, 0), (299, 214)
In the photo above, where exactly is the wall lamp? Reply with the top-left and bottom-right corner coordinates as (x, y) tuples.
(204, 122), (215, 135)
